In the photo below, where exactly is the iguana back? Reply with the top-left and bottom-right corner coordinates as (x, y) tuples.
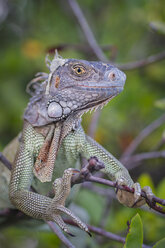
(0, 136), (19, 208)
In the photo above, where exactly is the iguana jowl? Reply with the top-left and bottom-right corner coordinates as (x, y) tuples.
(7, 54), (153, 235)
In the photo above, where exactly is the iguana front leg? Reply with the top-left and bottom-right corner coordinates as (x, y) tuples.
(9, 122), (52, 219)
(46, 168), (90, 236)
(9, 123), (89, 235)
(80, 133), (153, 207)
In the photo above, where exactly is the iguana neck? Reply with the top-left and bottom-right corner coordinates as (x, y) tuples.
(33, 113), (81, 182)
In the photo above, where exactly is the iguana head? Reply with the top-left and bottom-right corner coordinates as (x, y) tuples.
(24, 54), (126, 126)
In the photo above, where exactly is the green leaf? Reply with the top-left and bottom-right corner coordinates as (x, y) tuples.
(153, 238), (165, 248)
(124, 213), (143, 248)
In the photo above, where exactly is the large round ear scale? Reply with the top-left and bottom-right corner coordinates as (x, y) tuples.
(47, 102), (63, 118)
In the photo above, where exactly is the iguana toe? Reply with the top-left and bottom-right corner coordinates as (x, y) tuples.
(46, 168), (89, 236)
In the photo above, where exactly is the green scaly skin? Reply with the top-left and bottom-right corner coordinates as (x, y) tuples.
(2, 54), (152, 235)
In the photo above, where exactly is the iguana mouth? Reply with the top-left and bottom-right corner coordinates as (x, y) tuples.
(75, 96), (115, 113)
(75, 83), (123, 89)
(75, 85), (123, 90)
(62, 80), (124, 91)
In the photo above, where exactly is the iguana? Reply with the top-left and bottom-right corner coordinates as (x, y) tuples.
(0, 53), (153, 236)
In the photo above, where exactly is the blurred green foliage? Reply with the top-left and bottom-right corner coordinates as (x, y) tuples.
(0, 0), (165, 247)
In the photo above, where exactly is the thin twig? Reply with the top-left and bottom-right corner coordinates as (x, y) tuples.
(66, 0), (165, 71)
(0, 153), (163, 247)
(71, 157), (165, 214)
(67, 0), (165, 73)
(0, 152), (12, 170)
(87, 109), (101, 138)
(82, 183), (165, 217)
(1, 152), (165, 214)
(64, 219), (151, 248)
(47, 221), (75, 248)
(47, 43), (115, 55)
(117, 50), (165, 70)
(122, 150), (165, 170)
(121, 114), (165, 159)
(88, 176), (165, 207)
(67, 0), (108, 62)
(152, 132), (165, 151)
(82, 182), (115, 198)
(94, 197), (112, 245)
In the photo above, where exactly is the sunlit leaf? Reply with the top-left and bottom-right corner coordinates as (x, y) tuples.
(153, 238), (165, 248)
(124, 213), (143, 248)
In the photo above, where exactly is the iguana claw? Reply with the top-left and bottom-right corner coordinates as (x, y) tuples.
(45, 168), (90, 236)
(116, 179), (154, 208)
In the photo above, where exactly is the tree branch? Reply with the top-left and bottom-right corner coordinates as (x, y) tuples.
(0, 152), (12, 170)
(47, 221), (75, 248)
(71, 157), (165, 214)
(66, 0), (165, 71)
(0, 153), (162, 247)
(67, 0), (108, 62)
(87, 109), (101, 138)
(47, 43), (115, 56)
(117, 50), (165, 70)
(121, 113), (165, 159)
(122, 150), (165, 170)
(64, 219), (151, 248)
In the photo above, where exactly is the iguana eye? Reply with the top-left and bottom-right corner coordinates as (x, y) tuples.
(72, 65), (86, 75)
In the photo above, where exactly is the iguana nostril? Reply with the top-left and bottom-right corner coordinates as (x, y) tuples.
(108, 71), (116, 81)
